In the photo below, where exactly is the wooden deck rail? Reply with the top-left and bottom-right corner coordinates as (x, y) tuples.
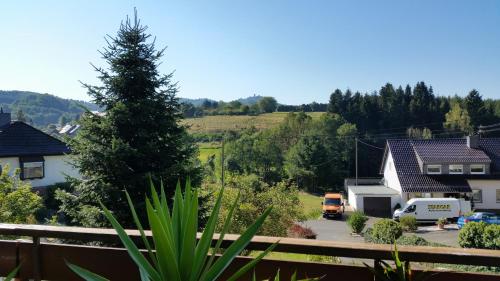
(0, 224), (499, 281)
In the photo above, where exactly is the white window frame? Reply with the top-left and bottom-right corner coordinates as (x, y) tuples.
(470, 164), (485, 175)
(472, 189), (482, 203)
(426, 164), (442, 174)
(21, 161), (44, 180)
(449, 164), (463, 174)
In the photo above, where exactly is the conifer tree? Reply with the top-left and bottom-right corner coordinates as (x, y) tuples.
(57, 11), (200, 227)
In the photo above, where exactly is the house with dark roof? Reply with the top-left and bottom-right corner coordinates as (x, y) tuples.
(347, 136), (500, 216)
(0, 110), (79, 188)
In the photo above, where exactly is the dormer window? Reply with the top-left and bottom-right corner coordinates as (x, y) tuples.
(470, 164), (485, 174)
(449, 164), (463, 174)
(426, 165), (441, 174)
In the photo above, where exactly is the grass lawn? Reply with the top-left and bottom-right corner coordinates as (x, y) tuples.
(183, 112), (324, 133)
(298, 191), (323, 220)
(198, 142), (221, 162)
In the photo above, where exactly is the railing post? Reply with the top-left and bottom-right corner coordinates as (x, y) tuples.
(32, 236), (41, 281)
(373, 259), (382, 281)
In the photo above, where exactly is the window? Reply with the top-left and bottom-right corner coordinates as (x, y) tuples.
(405, 205), (416, 213)
(496, 189), (500, 203)
(426, 165), (442, 174)
(20, 156), (45, 180)
(472, 189), (482, 203)
(470, 164), (485, 174)
(449, 164), (463, 174)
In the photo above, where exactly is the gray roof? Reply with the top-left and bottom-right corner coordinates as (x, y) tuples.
(0, 121), (70, 157)
(411, 139), (491, 164)
(382, 138), (500, 194)
(348, 185), (400, 195)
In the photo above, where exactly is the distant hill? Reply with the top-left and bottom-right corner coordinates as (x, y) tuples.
(0, 90), (99, 127)
(179, 98), (216, 107)
(180, 95), (264, 106)
(236, 95), (264, 105)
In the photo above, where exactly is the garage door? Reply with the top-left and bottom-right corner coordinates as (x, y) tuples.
(363, 197), (391, 217)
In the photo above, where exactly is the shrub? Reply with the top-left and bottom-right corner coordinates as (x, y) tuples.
(399, 216), (417, 232)
(347, 211), (368, 234)
(436, 217), (448, 226)
(483, 224), (500, 250)
(288, 224), (317, 239)
(396, 235), (430, 246)
(363, 227), (374, 243)
(370, 219), (403, 244)
(458, 222), (486, 248)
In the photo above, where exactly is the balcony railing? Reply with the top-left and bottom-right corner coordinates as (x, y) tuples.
(0, 224), (499, 281)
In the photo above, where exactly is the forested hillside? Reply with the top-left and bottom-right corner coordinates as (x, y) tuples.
(0, 90), (99, 127)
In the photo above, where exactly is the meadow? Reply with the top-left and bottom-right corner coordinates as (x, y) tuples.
(183, 112), (324, 133)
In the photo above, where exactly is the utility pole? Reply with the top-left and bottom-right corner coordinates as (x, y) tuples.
(355, 137), (358, 186)
(221, 138), (225, 188)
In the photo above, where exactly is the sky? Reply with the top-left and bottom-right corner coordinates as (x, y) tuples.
(1, 1), (499, 104)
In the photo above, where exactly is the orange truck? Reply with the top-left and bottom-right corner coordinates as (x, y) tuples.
(322, 193), (344, 219)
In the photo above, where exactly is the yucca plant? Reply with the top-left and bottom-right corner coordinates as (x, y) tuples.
(67, 180), (319, 280)
(252, 270), (323, 281)
(2, 265), (20, 281)
(363, 243), (433, 281)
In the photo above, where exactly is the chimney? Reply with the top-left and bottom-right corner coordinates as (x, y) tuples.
(467, 135), (480, 149)
(0, 108), (11, 128)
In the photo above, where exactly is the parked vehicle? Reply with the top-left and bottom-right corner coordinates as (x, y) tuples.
(393, 198), (471, 222)
(457, 212), (500, 229)
(322, 193), (344, 219)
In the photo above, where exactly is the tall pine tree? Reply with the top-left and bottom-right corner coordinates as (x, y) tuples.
(57, 11), (200, 227)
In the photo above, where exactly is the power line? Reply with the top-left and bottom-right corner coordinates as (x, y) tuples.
(357, 139), (385, 150)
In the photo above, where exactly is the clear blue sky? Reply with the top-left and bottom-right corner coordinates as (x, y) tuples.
(1, 1), (499, 104)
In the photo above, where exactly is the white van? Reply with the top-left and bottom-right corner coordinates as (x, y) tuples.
(393, 198), (471, 222)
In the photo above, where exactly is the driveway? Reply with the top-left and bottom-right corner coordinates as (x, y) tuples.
(302, 215), (459, 247)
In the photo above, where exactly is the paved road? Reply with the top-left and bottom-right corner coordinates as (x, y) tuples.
(302, 216), (459, 247)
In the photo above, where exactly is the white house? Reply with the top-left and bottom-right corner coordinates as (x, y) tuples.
(347, 136), (500, 216)
(0, 110), (79, 189)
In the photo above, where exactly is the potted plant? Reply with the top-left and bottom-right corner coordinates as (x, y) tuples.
(436, 217), (447, 230)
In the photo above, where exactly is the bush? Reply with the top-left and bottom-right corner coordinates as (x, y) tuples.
(347, 211), (368, 234)
(483, 224), (500, 250)
(370, 219), (403, 244)
(436, 217), (448, 226)
(363, 227), (374, 243)
(287, 224), (317, 239)
(399, 216), (417, 232)
(458, 222), (486, 248)
(396, 235), (430, 246)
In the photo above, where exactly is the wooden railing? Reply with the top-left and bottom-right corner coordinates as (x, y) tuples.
(0, 224), (499, 281)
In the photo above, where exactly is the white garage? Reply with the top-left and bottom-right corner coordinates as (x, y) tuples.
(347, 185), (401, 217)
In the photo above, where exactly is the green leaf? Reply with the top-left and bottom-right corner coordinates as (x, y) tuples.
(4, 264), (21, 281)
(203, 207), (273, 281)
(67, 262), (110, 281)
(100, 202), (161, 281)
(125, 191), (157, 268)
(226, 242), (278, 281)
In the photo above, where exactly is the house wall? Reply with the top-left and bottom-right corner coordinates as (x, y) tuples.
(348, 191), (401, 213)
(467, 180), (500, 211)
(0, 155), (79, 188)
(383, 151), (402, 193)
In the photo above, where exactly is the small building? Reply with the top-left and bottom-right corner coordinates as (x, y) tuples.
(347, 136), (500, 216)
(0, 110), (79, 188)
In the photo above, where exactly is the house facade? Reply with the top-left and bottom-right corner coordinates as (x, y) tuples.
(0, 110), (79, 188)
(347, 136), (500, 216)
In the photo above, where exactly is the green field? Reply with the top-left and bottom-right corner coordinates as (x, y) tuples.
(183, 112), (324, 134)
(198, 142), (221, 162)
(299, 192), (323, 220)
